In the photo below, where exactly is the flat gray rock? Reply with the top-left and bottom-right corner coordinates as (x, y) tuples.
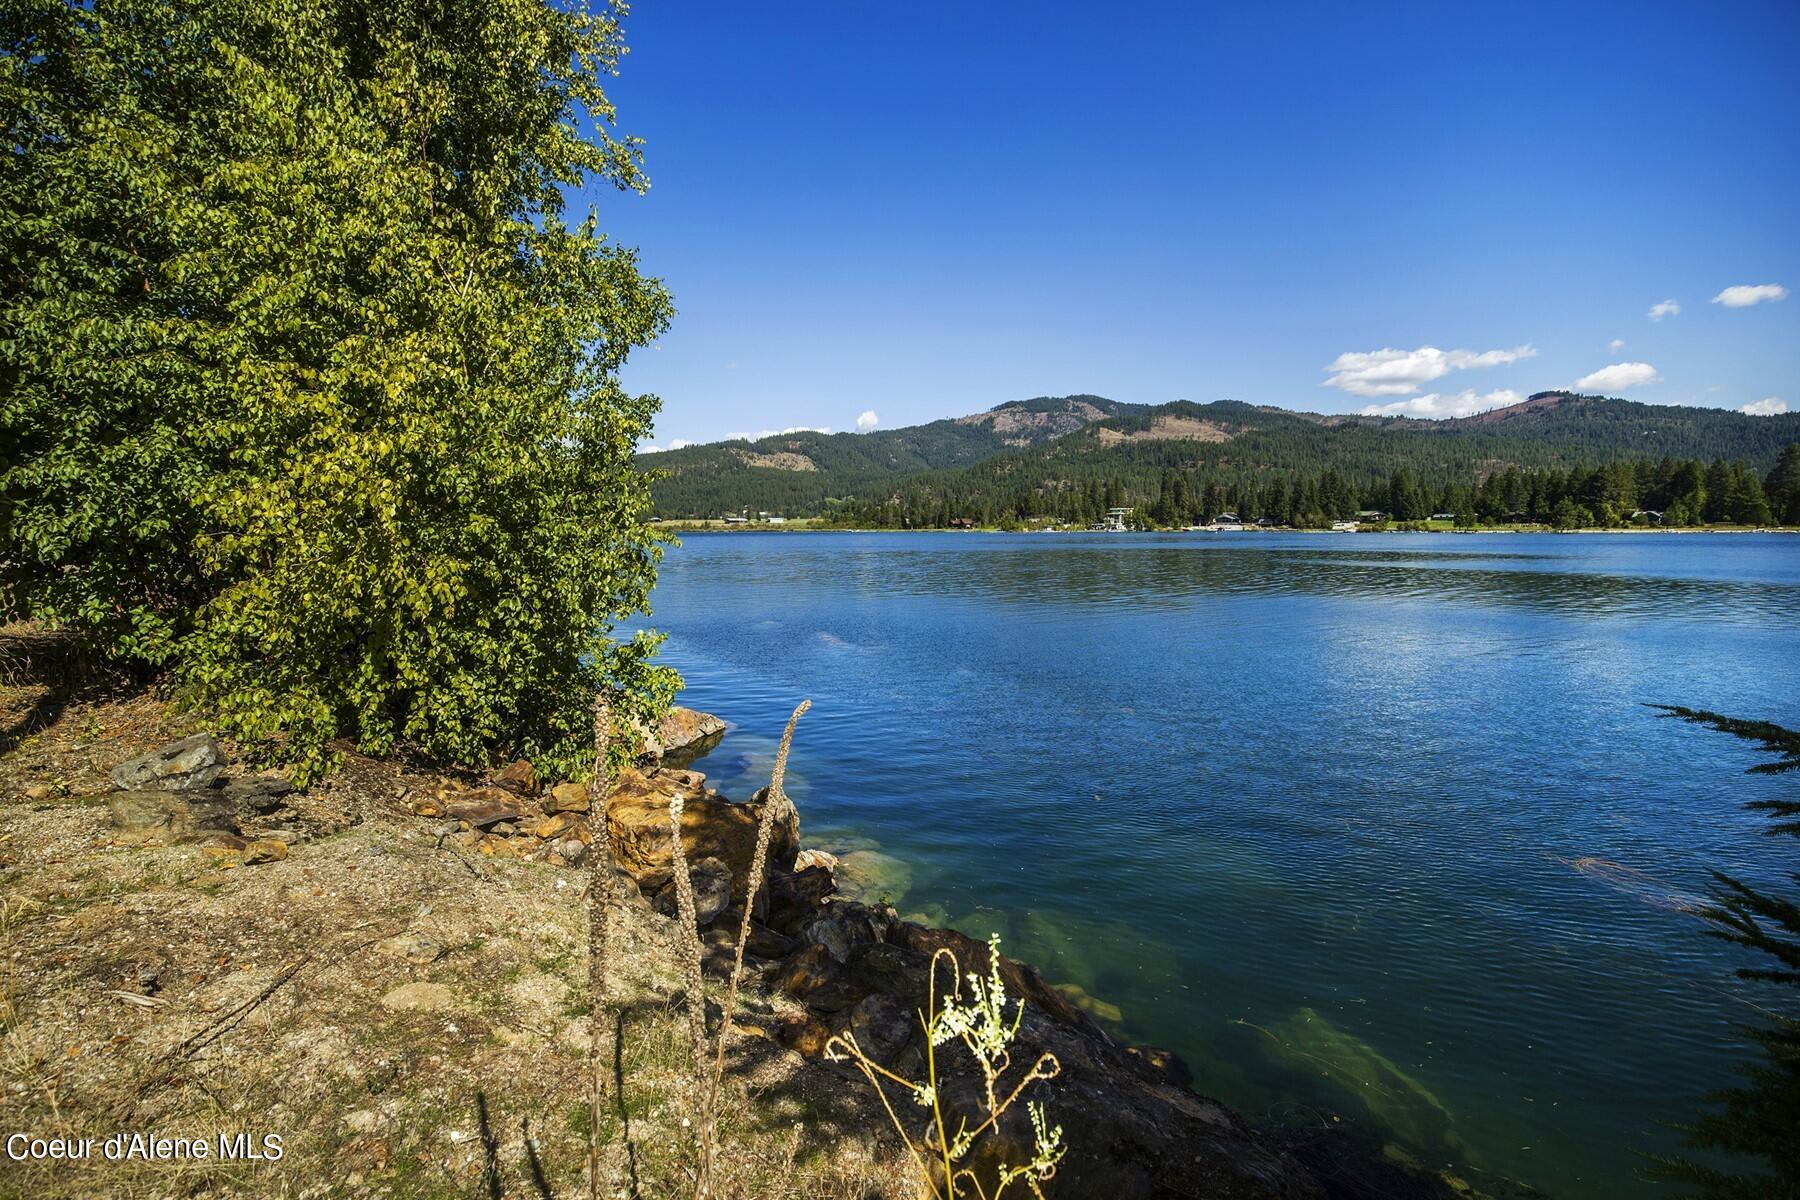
(110, 734), (226, 792)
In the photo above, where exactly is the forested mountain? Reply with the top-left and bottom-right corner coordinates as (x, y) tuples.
(642, 391), (1800, 527)
(638, 395), (1139, 516)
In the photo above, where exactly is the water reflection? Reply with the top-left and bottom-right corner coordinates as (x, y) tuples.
(672, 534), (1800, 627)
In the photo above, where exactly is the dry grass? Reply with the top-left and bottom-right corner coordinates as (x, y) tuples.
(0, 646), (913, 1200)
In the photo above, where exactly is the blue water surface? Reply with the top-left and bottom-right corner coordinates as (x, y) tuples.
(635, 531), (1800, 1199)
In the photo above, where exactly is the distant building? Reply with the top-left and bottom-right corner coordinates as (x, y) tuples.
(1330, 520), (1358, 532)
(1431, 512), (1456, 521)
(1356, 509), (1387, 522)
(948, 517), (977, 529)
(1100, 507), (1136, 532)
(766, 516), (787, 525)
(1213, 512), (1243, 527)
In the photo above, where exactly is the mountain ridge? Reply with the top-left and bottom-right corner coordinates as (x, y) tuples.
(639, 392), (1800, 519)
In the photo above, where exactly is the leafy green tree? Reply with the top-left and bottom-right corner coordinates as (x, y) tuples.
(2, 0), (676, 780)
(1767, 445), (1800, 525)
(1649, 707), (1800, 1199)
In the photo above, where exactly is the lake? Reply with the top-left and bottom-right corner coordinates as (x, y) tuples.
(636, 531), (1800, 1199)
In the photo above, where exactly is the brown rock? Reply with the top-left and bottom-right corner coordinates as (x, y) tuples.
(533, 813), (575, 841)
(775, 1016), (834, 1058)
(543, 782), (591, 814)
(445, 788), (527, 830)
(636, 707), (727, 763)
(712, 910), (799, 960)
(748, 785), (802, 863)
(793, 847), (838, 873)
(477, 835), (522, 858)
(407, 794), (445, 818)
(490, 760), (537, 796)
(604, 766), (796, 897)
(242, 840), (288, 864)
(774, 943), (857, 1012)
(765, 866), (836, 933)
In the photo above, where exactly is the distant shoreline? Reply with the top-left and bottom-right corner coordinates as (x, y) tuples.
(651, 521), (1800, 536)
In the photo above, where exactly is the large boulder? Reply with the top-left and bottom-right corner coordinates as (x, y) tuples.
(109, 735), (226, 792)
(108, 791), (239, 843)
(636, 707), (726, 764)
(604, 766), (797, 897)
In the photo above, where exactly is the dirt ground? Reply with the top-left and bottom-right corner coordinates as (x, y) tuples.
(0, 630), (911, 1200)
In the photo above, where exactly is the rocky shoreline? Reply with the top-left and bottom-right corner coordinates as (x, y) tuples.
(0, 648), (1540, 1198)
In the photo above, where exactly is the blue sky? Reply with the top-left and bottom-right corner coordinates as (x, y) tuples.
(590, 1), (1800, 447)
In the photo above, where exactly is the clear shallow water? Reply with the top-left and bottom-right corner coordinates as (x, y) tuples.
(636, 532), (1800, 1199)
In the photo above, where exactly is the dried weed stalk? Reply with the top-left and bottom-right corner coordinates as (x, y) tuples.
(666, 699), (812, 1199)
(826, 937), (1065, 1200)
(588, 692), (614, 1200)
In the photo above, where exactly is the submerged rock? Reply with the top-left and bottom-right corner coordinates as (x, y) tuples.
(1258, 1007), (1469, 1164)
(830, 848), (913, 905)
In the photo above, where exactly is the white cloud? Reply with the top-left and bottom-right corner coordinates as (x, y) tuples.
(1742, 396), (1788, 416)
(856, 410), (880, 432)
(1712, 283), (1788, 308)
(1647, 299), (1680, 321)
(1359, 389), (1524, 420)
(1608, 338), (1626, 352)
(1573, 362), (1661, 392)
(1322, 344), (1537, 398)
(667, 438), (694, 450)
(726, 425), (832, 441)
